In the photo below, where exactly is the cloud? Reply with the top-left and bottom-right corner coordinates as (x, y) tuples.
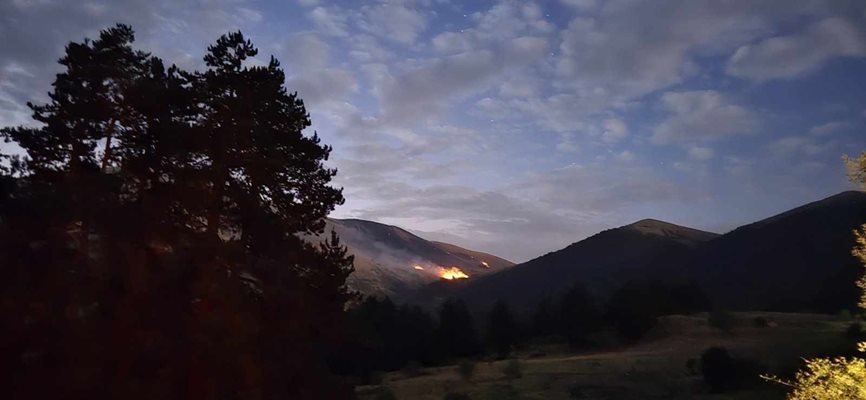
(0, 0), (266, 127)
(688, 146), (714, 161)
(358, 2), (428, 45)
(498, 75), (541, 98)
(297, 0), (319, 7)
(651, 90), (757, 145)
(287, 68), (357, 106)
(276, 33), (359, 107)
(338, 158), (690, 261)
(432, 32), (475, 54)
(722, 156), (754, 177)
(308, 6), (349, 37)
(614, 150), (636, 162)
(431, 0), (553, 55)
(727, 17), (866, 81)
(282, 32), (331, 72)
(559, 0), (597, 10)
(555, 1), (777, 104)
(375, 37), (548, 126)
(473, 0), (841, 144)
(769, 135), (834, 157)
(0, 88), (33, 128)
(556, 137), (580, 153)
(808, 120), (850, 136)
(601, 118), (628, 143)
(473, 94), (607, 134)
(3, 0), (864, 263)
(523, 162), (683, 211)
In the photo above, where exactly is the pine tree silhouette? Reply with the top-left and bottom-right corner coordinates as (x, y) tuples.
(1, 25), (355, 400)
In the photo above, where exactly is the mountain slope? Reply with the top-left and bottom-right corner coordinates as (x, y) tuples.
(679, 190), (866, 312)
(451, 219), (718, 312)
(430, 241), (514, 270)
(316, 218), (513, 300)
(447, 191), (866, 313)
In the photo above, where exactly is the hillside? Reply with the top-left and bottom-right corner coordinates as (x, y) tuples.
(315, 218), (513, 300)
(429, 241), (514, 270)
(679, 190), (866, 312)
(448, 219), (718, 312)
(443, 190), (866, 313)
(357, 312), (852, 400)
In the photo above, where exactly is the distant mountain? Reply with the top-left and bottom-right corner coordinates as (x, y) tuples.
(678, 190), (866, 312)
(449, 218), (718, 312)
(313, 218), (514, 300)
(429, 241), (514, 269)
(445, 191), (866, 314)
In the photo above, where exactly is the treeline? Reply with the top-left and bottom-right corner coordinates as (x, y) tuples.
(332, 281), (710, 382)
(0, 25), (355, 399)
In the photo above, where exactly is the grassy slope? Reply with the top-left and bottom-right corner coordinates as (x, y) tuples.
(356, 312), (856, 400)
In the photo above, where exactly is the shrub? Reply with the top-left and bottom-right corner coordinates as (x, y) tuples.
(700, 347), (737, 392)
(700, 347), (765, 393)
(502, 359), (522, 381)
(606, 283), (659, 342)
(772, 357), (866, 399)
(374, 386), (397, 400)
(458, 360), (476, 381)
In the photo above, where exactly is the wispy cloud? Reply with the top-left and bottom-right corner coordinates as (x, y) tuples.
(2, 0), (865, 260)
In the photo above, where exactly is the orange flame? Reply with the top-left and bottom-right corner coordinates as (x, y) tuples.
(413, 265), (424, 270)
(480, 261), (490, 268)
(438, 266), (469, 280)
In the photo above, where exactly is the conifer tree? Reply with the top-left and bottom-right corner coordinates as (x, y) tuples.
(487, 300), (517, 358)
(0, 25), (355, 400)
(532, 296), (558, 337)
(436, 298), (481, 359)
(559, 285), (602, 347)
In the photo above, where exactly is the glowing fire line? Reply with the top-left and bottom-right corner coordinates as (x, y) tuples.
(438, 266), (469, 280)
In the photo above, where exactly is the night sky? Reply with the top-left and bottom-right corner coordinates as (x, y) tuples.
(2, 0), (866, 261)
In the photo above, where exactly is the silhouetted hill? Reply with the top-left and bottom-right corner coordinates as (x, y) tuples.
(314, 218), (513, 300)
(445, 218), (718, 312)
(441, 191), (866, 314)
(679, 190), (866, 312)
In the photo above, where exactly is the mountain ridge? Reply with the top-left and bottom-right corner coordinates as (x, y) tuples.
(314, 218), (513, 300)
(430, 190), (866, 313)
(439, 218), (715, 312)
(623, 218), (719, 243)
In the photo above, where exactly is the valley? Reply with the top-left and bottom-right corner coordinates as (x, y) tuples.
(337, 190), (866, 399)
(356, 312), (856, 400)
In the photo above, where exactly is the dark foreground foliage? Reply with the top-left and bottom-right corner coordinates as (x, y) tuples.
(334, 281), (711, 383)
(700, 347), (766, 393)
(0, 25), (354, 399)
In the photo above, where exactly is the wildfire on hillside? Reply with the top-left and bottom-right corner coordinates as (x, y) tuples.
(438, 266), (469, 280)
(413, 265), (424, 270)
(480, 261), (490, 268)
